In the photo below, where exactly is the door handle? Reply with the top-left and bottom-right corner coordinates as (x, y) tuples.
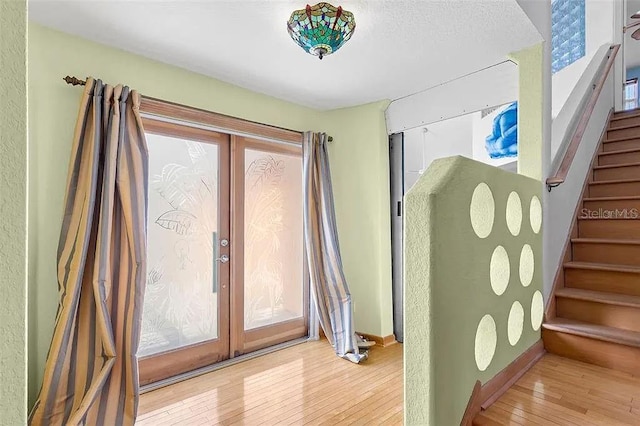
(216, 254), (230, 263)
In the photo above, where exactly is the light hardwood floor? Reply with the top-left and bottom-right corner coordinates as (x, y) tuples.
(137, 340), (403, 425)
(476, 354), (640, 425)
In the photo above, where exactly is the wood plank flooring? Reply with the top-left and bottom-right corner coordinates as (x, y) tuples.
(138, 343), (640, 425)
(475, 354), (640, 425)
(137, 340), (403, 425)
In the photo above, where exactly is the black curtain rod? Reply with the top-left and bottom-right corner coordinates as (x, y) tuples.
(62, 76), (334, 142)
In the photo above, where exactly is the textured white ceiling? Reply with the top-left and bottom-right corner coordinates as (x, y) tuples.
(626, 0), (640, 70)
(29, 0), (542, 110)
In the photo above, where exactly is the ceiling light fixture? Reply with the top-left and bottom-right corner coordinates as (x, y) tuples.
(287, 2), (356, 60)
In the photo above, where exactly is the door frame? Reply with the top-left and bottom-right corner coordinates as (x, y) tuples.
(389, 132), (404, 343)
(137, 105), (309, 384)
(230, 135), (309, 357)
(138, 118), (232, 386)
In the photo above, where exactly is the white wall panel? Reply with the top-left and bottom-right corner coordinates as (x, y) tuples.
(385, 61), (519, 134)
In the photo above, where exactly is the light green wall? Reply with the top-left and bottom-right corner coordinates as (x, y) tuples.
(511, 43), (544, 181)
(28, 23), (393, 404)
(405, 156), (543, 425)
(0, 1), (28, 423)
(322, 101), (394, 337)
(404, 42), (547, 425)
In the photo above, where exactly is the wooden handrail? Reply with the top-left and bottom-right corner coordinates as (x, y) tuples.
(547, 44), (621, 191)
(460, 380), (482, 426)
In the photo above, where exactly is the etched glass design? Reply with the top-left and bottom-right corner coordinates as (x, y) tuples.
(244, 149), (304, 330)
(139, 133), (219, 357)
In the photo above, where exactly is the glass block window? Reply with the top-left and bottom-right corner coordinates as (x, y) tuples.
(551, 0), (586, 74)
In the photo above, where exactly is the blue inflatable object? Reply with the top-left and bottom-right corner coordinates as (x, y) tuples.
(485, 102), (518, 159)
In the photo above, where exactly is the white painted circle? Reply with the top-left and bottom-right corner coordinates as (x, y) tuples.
(508, 301), (524, 346)
(470, 183), (495, 239)
(506, 192), (522, 236)
(531, 291), (544, 331)
(519, 244), (535, 287)
(475, 314), (497, 371)
(490, 246), (510, 296)
(530, 195), (542, 234)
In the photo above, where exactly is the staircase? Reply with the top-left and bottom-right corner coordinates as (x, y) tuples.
(543, 109), (640, 375)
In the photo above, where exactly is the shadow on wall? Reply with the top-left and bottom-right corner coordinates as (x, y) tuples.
(403, 156), (542, 425)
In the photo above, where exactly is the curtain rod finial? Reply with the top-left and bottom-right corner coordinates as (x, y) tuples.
(63, 76), (86, 86)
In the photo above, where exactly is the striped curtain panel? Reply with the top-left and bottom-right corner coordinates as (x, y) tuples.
(29, 78), (148, 425)
(302, 132), (366, 364)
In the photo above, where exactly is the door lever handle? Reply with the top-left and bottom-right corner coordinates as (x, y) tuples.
(216, 254), (230, 263)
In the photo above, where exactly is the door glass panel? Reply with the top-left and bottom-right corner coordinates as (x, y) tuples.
(244, 148), (304, 330)
(139, 133), (220, 357)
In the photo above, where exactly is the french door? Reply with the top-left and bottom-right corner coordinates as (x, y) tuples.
(138, 119), (308, 385)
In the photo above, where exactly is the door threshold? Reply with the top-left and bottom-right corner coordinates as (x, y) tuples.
(140, 336), (313, 394)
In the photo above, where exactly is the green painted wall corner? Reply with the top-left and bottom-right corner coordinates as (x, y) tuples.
(0, 0), (29, 424)
(405, 156), (542, 425)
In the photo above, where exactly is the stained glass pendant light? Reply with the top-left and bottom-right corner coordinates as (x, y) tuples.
(287, 3), (356, 60)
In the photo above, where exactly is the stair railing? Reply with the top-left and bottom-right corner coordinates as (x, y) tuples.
(547, 44), (621, 192)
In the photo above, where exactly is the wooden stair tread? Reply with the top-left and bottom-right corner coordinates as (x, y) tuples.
(577, 216), (637, 220)
(610, 111), (640, 121)
(593, 161), (640, 169)
(606, 123), (640, 132)
(613, 107), (640, 117)
(583, 195), (640, 201)
(564, 261), (640, 273)
(589, 177), (640, 185)
(598, 147), (640, 156)
(546, 110), (640, 375)
(604, 135), (640, 143)
(555, 287), (640, 308)
(571, 237), (640, 245)
(543, 318), (640, 348)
